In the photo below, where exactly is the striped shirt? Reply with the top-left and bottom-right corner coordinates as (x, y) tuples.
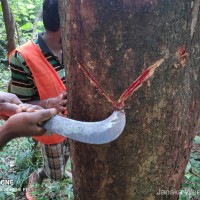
(9, 33), (66, 102)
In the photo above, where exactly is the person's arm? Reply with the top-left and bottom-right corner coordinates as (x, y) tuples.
(0, 91), (57, 149)
(0, 92), (22, 119)
(9, 51), (67, 115)
(27, 91), (67, 115)
(0, 108), (57, 149)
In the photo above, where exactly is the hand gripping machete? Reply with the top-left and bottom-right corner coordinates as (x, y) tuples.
(41, 110), (126, 144)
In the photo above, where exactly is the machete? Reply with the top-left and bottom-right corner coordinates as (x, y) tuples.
(41, 110), (126, 144)
(41, 58), (164, 145)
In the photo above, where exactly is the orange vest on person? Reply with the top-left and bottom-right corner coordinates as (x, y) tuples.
(9, 40), (66, 144)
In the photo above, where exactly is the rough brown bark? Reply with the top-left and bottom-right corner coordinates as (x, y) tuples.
(60, 0), (200, 199)
(1, 0), (16, 54)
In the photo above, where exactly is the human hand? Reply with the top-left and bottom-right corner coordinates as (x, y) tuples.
(0, 91), (22, 104)
(0, 91), (43, 120)
(0, 92), (22, 118)
(3, 108), (57, 138)
(46, 91), (67, 115)
(18, 103), (43, 113)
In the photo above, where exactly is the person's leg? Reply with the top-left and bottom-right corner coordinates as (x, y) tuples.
(42, 139), (70, 180)
(26, 139), (70, 200)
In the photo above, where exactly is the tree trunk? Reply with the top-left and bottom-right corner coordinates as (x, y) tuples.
(60, 0), (200, 199)
(32, 9), (42, 39)
(1, 0), (16, 54)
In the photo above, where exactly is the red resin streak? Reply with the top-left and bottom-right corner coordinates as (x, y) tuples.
(117, 58), (164, 107)
(75, 58), (118, 107)
(75, 58), (164, 109)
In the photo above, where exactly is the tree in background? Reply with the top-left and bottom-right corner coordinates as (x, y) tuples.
(0, 0), (43, 60)
(60, 0), (200, 199)
(1, 0), (15, 54)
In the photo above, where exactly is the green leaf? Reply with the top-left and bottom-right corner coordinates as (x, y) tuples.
(184, 173), (192, 180)
(30, 14), (35, 19)
(193, 136), (200, 144)
(20, 22), (33, 30)
(26, 4), (35, 9)
(184, 161), (191, 174)
(21, 10), (29, 16)
(37, 21), (43, 27)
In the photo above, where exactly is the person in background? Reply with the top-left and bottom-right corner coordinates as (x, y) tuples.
(0, 91), (57, 149)
(9, 0), (69, 199)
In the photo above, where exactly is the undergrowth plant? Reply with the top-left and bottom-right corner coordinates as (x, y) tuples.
(0, 138), (36, 199)
(179, 136), (200, 200)
(0, 137), (73, 199)
(0, 66), (10, 92)
(30, 163), (73, 200)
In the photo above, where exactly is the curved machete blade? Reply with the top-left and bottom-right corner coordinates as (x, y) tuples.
(41, 110), (126, 144)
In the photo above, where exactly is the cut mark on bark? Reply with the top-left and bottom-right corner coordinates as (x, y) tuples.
(75, 57), (164, 109)
(75, 57), (117, 107)
(174, 47), (189, 68)
(117, 58), (164, 108)
(191, 0), (200, 39)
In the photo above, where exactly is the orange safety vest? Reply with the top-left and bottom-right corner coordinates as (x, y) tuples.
(9, 40), (66, 144)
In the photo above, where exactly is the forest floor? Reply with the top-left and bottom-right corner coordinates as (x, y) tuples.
(0, 138), (73, 200)
(179, 135), (200, 200)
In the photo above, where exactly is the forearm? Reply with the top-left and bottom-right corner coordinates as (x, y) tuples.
(0, 126), (12, 150)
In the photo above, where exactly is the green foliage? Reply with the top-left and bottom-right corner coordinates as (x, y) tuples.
(0, 137), (73, 199)
(0, 66), (10, 91)
(0, 138), (37, 198)
(31, 166), (74, 200)
(179, 136), (200, 200)
(0, 0), (44, 66)
(9, 0), (44, 41)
